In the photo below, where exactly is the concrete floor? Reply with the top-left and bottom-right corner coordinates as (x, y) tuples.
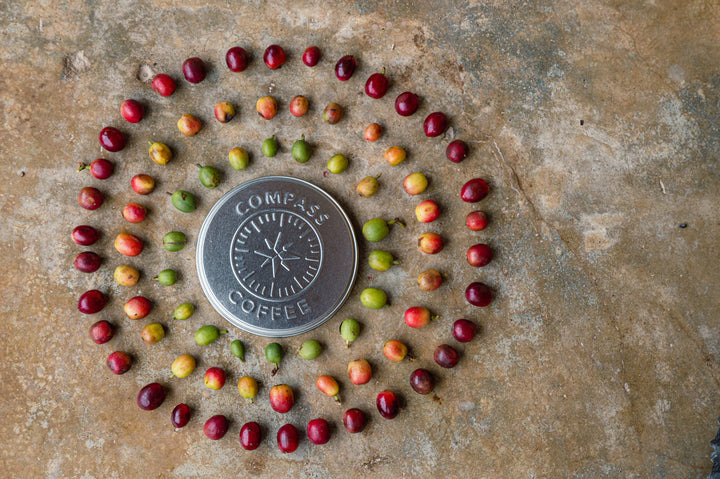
(1, 1), (719, 477)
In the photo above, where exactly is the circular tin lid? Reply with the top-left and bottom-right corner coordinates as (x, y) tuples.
(196, 176), (358, 337)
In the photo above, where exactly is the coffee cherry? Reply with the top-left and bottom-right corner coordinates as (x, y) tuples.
(465, 282), (492, 307)
(226, 46), (249, 72)
(182, 57), (206, 83)
(347, 359), (372, 385)
(151, 74), (176, 97)
(171, 404), (191, 428)
(72, 225), (99, 246)
(78, 290), (107, 314)
(434, 344), (460, 368)
(121, 100), (144, 123)
(410, 369), (435, 395)
(376, 390), (399, 419)
(466, 211), (489, 231)
(137, 383), (166, 411)
(423, 112), (448, 137)
(78, 158), (113, 179)
(74, 251), (101, 273)
(89, 320), (113, 344)
(335, 55), (357, 81)
(263, 45), (286, 69)
(467, 243), (493, 267)
(240, 422), (262, 450)
(340, 318), (360, 347)
(78, 187), (103, 210)
(395, 92), (419, 116)
(307, 418), (331, 445)
(107, 351), (132, 375)
(453, 319), (477, 343)
(302, 46), (320, 66)
(99, 126), (126, 152)
(277, 424), (299, 453)
(446, 140), (468, 162)
(343, 409), (367, 433)
(269, 384), (294, 413)
(365, 68), (389, 98)
(203, 415), (229, 440)
(461, 178), (490, 202)
(114, 264), (140, 287)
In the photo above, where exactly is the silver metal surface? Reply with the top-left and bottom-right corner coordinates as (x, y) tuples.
(196, 176), (358, 337)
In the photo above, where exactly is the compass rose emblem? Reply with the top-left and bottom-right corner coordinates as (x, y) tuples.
(254, 232), (301, 278)
(230, 210), (323, 301)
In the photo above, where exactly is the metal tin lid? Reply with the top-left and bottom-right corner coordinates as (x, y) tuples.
(196, 176), (358, 337)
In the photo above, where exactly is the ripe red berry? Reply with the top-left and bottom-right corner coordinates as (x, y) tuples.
(151, 74), (176, 97)
(78, 187), (103, 210)
(446, 140), (468, 162)
(461, 178), (490, 202)
(121, 99), (145, 123)
(226, 46), (249, 72)
(465, 282), (492, 307)
(277, 424), (299, 453)
(264, 45), (286, 69)
(307, 418), (331, 445)
(240, 422), (262, 450)
(376, 390), (400, 419)
(72, 225), (99, 246)
(423, 112), (448, 137)
(434, 344), (460, 368)
(107, 351), (132, 375)
(466, 211), (489, 231)
(98, 127), (126, 152)
(395, 92), (419, 116)
(335, 55), (357, 81)
(343, 409), (367, 433)
(365, 70), (389, 98)
(78, 290), (107, 314)
(182, 57), (207, 83)
(302, 46), (320, 66)
(453, 319), (477, 343)
(137, 383), (166, 411)
(203, 415), (229, 440)
(410, 369), (435, 395)
(171, 404), (191, 428)
(78, 158), (113, 180)
(89, 320), (114, 344)
(467, 243), (493, 267)
(74, 251), (101, 273)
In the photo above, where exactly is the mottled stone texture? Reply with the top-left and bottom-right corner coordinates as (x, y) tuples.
(1, 1), (718, 477)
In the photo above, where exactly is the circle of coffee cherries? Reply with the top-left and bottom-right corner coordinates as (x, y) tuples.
(73, 43), (493, 452)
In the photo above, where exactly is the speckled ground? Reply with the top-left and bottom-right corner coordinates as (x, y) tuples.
(1, 1), (719, 477)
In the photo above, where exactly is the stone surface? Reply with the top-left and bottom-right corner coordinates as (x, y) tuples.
(1, 1), (718, 477)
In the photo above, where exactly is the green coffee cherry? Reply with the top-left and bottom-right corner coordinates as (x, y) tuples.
(262, 136), (278, 157)
(154, 269), (178, 286)
(228, 147), (249, 170)
(265, 342), (284, 376)
(291, 135), (312, 163)
(198, 164), (221, 188)
(171, 190), (197, 213)
(163, 231), (187, 252)
(230, 339), (245, 361)
(173, 302), (194, 320)
(368, 250), (398, 271)
(327, 153), (348, 174)
(340, 318), (360, 347)
(194, 325), (227, 346)
(361, 218), (403, 242)
(360, 287), (388, 309)
(298, 339), (322, 360)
